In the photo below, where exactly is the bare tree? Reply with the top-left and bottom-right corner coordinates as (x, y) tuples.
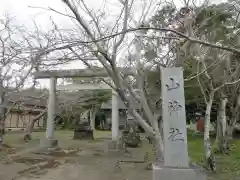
(28, 0), (240, 164)
(0, 15), (36, 144)
(0, 14), (76, 144)
(32, 0), (164, 160)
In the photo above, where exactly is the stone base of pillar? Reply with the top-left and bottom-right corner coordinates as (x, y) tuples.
(40, 138), (58, 148)
(152, 162), (206, 180)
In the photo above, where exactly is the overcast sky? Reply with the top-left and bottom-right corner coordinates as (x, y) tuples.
(0, 0), (223, 89)
(0, 0), (112, 88)
(0, 0), (157, 88)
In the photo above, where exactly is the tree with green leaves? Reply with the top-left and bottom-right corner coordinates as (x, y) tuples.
(146, 0), (240, 170)
(179, 1), (240, 169)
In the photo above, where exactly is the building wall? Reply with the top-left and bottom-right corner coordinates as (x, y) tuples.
(104, 110), (127, 128)
(189, 120), (215, 132)
(5, 111), (45, 131)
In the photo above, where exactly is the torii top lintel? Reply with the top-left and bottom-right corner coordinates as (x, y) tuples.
(33, 67), (136, 79)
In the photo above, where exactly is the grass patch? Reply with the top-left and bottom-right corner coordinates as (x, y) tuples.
(187, 129), (240, 180)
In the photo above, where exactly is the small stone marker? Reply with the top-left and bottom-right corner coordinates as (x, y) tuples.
(161, 67), (189, 168)
(73, 122), (94, 140)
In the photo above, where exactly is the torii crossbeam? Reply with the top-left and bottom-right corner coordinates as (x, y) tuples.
(33, 67), (136, 79)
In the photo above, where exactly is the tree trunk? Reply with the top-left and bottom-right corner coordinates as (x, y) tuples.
(227, 93), (240, 140)
(0, 90), (5, 145)
(23, 108), (47, 141)
(227, 111), (239, 140)
(152, 115), (164, 161)
(204, 91), (216, 171)
(131, 109), (164, 159)
(215, 97), (228, 153)
(226, 124), (234, 140)
(0, 118), (4, 144)
(227, 108), (240, 141)
(153, 132), (164, 161)
(89, 106), (98, 130)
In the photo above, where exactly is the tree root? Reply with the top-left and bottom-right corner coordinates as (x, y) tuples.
(214, 148), (230, 155)
(145, 163), (153, 170)
(146, 136), (153, 144)
(205, 154), (216, 172)
(23, 134), (32, 142)
(0, 143), (16, 154)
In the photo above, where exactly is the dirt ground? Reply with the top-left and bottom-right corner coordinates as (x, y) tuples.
(0, 131), (152, 180)
(2, 130), (238, 180)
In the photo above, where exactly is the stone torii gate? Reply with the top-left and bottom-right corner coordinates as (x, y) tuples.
(33, 68), (135, 147)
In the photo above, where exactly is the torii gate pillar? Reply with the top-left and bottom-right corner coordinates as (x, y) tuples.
(40, 77), (58, 148)
(111, 89), (119, 141)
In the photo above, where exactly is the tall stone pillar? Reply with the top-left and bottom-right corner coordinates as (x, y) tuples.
(41, 77), (58, 148)
(152, 67), (206, 180)
(111, 89), (119, 141)
(90, 108), (95, 131)
(46, 77), (56, 139)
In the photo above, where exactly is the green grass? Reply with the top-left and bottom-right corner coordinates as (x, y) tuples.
(187, 133), (204, 163)
(187, 130), (240, 180)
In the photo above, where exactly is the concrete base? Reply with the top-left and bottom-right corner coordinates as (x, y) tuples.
(40, 138), (58, 148)
(152, 162), (206, 180)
